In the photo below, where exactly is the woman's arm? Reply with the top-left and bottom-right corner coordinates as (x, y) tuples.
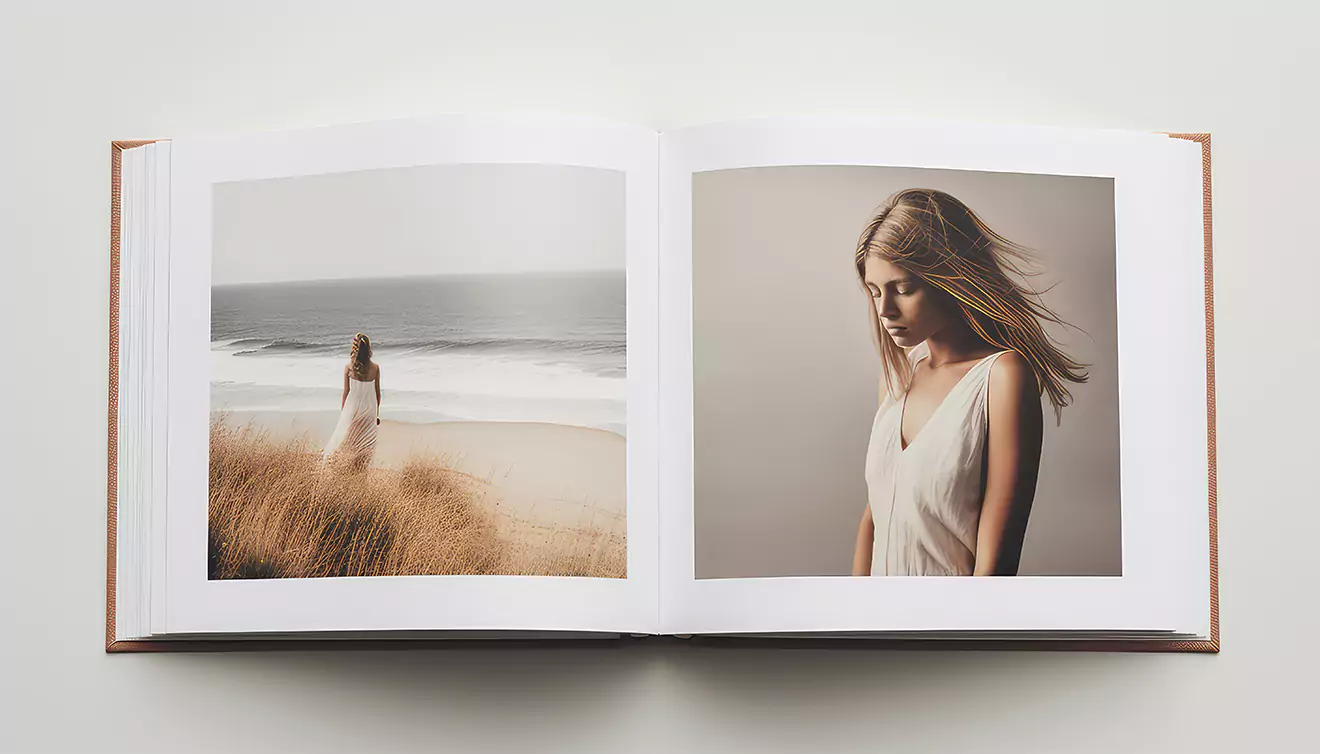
(374, 366), (382, 424)
(340, 366), (349, 409)
(854, 373), (892, 576)
(852, 505), (875, 576)
(974, 350), (1044, 576)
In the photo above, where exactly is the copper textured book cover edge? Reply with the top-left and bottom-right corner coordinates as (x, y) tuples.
(1166, 132), (1218, 653)
(106, 132), (1217, 654)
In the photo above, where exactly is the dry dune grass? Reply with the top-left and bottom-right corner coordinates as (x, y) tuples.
(208, 417), (626, 580)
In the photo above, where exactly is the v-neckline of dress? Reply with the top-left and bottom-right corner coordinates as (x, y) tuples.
(897, 350), (1004, 453)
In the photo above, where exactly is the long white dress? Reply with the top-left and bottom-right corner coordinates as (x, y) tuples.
(322, 370), (378, 470)
(865, 344), (1012, 576)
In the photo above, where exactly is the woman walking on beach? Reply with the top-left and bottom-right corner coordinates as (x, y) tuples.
(322, 332), (381, 472)
(851, 189), (1088, 577)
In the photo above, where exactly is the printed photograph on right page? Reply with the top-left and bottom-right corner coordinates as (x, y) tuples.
(692, 166), (1121, 578)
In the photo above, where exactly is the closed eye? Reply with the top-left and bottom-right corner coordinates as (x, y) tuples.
(870, 282), (916, 297)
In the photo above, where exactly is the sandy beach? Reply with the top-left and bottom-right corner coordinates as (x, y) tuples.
(216, 410), (627, 542)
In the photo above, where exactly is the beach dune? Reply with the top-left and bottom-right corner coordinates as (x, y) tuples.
(216, 410), (627, 541)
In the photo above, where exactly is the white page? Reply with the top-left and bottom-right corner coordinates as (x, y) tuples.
(149, 140), (172, 636)
(115, 144), (143, 642)
(658, 116), (1210, 636)
(165, 115), (660, 635)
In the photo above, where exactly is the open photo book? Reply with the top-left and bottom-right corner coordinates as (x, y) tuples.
(108, 115), (1217, 651)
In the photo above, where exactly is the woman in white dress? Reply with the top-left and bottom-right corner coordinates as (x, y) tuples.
(851, 189), (1088, 576)
(321, 333), (381, 472)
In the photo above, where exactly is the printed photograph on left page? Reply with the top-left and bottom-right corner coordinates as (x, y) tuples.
(208, 163), (627, 580)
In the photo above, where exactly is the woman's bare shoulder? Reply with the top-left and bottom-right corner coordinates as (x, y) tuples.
(989, 349), (1039, 398)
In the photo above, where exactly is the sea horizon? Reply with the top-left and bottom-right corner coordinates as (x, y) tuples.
(212, 266), (625, 288)
(210, 269), (627, 437)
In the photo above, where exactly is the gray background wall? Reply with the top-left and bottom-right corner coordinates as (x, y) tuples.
(3, 1), (1314, 752)
(693, 166), (1120, 578)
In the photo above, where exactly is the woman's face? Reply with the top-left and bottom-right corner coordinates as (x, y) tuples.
(862, 256), (956, 348)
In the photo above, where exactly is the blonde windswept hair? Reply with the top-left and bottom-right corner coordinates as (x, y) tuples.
(854, 188), (1088, 422)
(349, 333), (372, 379)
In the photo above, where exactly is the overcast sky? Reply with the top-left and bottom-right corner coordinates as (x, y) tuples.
(212, 162), (625, 286)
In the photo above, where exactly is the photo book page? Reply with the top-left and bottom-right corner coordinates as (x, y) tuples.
(115, 116), (662, 641)
(110, 114), (1215, 649)
(657, 117), (1212, 642)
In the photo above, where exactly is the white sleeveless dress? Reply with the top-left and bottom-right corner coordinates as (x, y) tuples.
(322, 372), (378, 468)
(865, 345), (1012, 576)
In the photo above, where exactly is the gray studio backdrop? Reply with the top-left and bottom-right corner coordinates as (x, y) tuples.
(692, 165), (1122, 579)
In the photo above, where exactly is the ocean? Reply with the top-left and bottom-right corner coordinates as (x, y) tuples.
(210, 270), (627, 436)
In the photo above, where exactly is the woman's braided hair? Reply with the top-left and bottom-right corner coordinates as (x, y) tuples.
(349, 333), (372, 379)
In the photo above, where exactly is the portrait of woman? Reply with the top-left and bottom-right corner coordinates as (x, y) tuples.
(850, 188), (1089, 577)
(321, 332), (381, 472)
